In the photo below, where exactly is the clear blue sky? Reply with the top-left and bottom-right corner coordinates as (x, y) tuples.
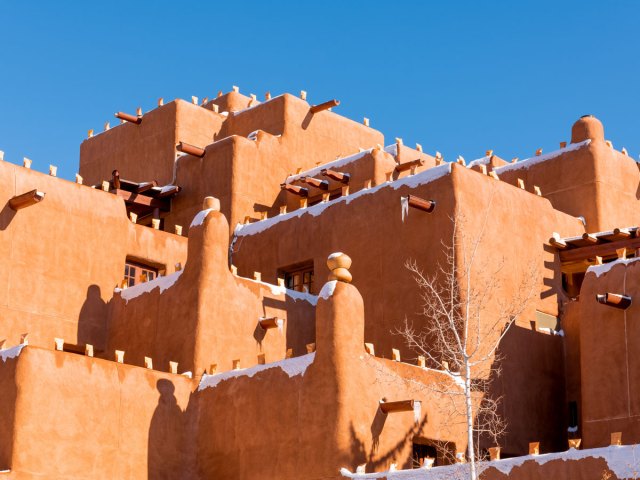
(1, 1), (639, 180)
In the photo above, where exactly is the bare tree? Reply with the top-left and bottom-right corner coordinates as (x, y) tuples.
(398, 208), (538, 480)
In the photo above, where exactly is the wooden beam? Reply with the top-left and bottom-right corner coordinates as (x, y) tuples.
(301, 176), (329, 190)
(407, 195), (436, 213)
(177, 141), (205, 158)
(280, 183), (308, 197)
(596, 293), (632, 310)
(560, 237), (640, 263)
(310, 99), (340, 114)
(112, 170), (121, 190)
(321, 168), (350, 184)
(115, 111), (141, 124)
(259, 317), (281, 329)
(380, 399), (417, 414)
(9, 189), (45, 211)
(112, 189), (168, 209)
(582, 233), (599, 244)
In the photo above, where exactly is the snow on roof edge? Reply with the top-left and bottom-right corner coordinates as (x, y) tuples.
(587, 257), (640, 278)
(495, 139), (591, 175)
(115, 270), (183, 304)
(236, 162), (452, 238)
(1, 344), (26, 362)
(198, 352), (315, 391)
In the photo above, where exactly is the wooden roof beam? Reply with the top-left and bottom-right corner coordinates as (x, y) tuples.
(115, 111), (142, 125)
(560, 237), (640, 263)
(9, 189), (45, 211)
(112, 189), (169, 209)
(321, 168), (350, 184)
(395, 158), (425, 173)
(379, 399), (419, 414)
(280, 183), (308, 197)
(407, 194), (436, 213)
(310, 99), (340, 114)
(596, 293), (632, 310)
(301, 176), (329, 190)
(177, 141), (205, 158)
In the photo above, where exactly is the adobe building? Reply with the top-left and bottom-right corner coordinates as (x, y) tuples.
(1, 88), (640, 479)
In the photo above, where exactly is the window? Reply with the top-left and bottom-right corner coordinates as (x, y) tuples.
(124, 261), (158, 287)
(412, 443), (438, 468)
(282, 261), (315, 294)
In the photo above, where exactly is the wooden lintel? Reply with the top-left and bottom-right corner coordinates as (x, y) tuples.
(596, 293), (632, 310)
(9, 189), (45, 211)
(550, 237), (567, 249)
(310, 99), (340, 114)
(560, 237), (640, 263)
(407, 195), (436, 213)
(380, 399), (417, 414)
(582, 233), (599, 244)
(321, 169), (350, 184)
(115, 111), (142, 124)
(395, 159), (425, 173)
(135, 182), (156, 194)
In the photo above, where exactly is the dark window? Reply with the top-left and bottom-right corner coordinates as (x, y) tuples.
(412, 443), (437, 468)
(282, 261), (315, 294)
(569, 401), (578, 428)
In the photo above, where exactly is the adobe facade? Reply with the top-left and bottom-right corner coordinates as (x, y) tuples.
(1, 88), (639, 479)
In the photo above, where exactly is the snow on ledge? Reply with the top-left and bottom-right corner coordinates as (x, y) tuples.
(1, 344), (26, 363)
(198, 352), (315, 391)
(285, 148), (374, 184)
(587, 258), (640, 278)
(236, 162), (452, 238)
(241, 277), (319, 305)
(466, 156), (491, 168)
(319, 280), (338, 300)
(494, 139), (591, 175)
(115, 271), (183, 304)
(190, 208), (214, 228)
(341, 444), (640, 479)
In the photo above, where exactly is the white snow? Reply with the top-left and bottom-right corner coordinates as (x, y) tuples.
(401, 196), (409, 222)
(587, 258), (640, 278)
(242, 277), (319, 305)
(340, 444), (640, 479)
(466, 156), (491, 168)
(328, 252), (344, 260)
(319, 280), (337, 300)
(384, 143), (398, 156)
(247, 130), (259, 141)
(190, 209), (214, 228)
(1, 344), (25, 362)
(285, 149), (373, 184)
(494, 140), (591, 175)
(116, 271), (183, 304)
(236, 162), (452, 238)
(198, 352), (315, 391)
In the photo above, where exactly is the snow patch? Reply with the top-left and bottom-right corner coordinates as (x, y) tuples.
(236, 163), (452, 238)
(190, 209), (214, 228)
(285, 149), (373, 184)
(319, 280), (338, 300)
(495, 140), (591, 175)
(328, 252), (344, 260)
(341, 444), (640, 479)
(242, 277), (318, 305)
(116, 271), (183, 304)
(587, 258), (640, 278)
(198, 352), (315, 391)
(466, 156), (491, 168)
(1, 344), (25, 362)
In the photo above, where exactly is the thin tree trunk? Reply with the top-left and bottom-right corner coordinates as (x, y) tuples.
(465, 360), (477, 480)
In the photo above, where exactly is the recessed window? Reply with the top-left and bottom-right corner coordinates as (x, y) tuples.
(124, 261), (158, 287)
(281, 261), (314, 294)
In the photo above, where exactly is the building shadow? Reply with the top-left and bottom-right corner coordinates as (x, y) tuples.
(148, 379), (185, 479)
(0, 202), (16, 231)
(77, 285), (107, 352)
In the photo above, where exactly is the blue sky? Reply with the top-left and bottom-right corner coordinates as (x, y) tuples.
(1, 1), (639, 180)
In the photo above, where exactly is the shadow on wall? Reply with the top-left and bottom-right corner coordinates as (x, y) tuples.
(77, 285), (107, 351)
(148, 379), (185, 479)
(348, 414), (429, 472)
(0, 202), (16, 231)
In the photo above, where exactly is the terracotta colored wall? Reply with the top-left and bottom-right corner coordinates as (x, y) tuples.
(3, 346), (194, 479)
(79, 99), (223, 186)
(579, 260), (640, 448)
(107, 206), (315, 376)
(497, 116), (640, 232)
(0, 161), (187, 353)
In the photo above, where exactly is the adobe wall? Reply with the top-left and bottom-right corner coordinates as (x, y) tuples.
(579, 259), (640, 448)
(107, 203), (315, 376)
(1, 345), (194, 479)
(0, 161), (187, 353)
(195, 275), (471, 479)
(496, 116), (640, 232)
(79, 99), (224, 186)
(230, 163), (584, 455)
